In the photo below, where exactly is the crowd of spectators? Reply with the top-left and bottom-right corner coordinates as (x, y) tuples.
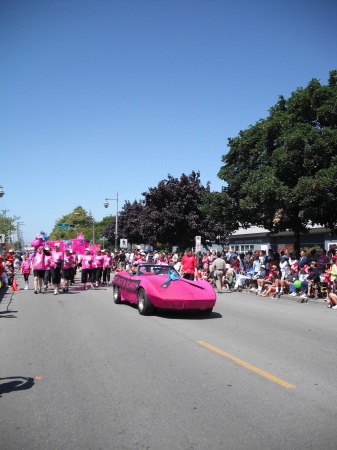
(190, 247), (337, 306)
(0, 249), (18, 288)
(137, 246), (336, 307)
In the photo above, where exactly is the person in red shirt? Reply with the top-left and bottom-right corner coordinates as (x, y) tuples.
(6, 249), (14, 268)
(181, 248), (197, 280)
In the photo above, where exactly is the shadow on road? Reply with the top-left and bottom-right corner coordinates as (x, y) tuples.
(156, 310), (222, 320)
(117, 301), (222, 320)
(0, 310), (17, 318)
(0, 377), (35, 397)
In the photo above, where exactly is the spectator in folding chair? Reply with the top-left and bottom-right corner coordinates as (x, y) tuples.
(259, 265), (280, 297)
(257, 265), (279, 297)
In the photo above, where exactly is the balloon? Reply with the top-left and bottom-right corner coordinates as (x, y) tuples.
(294, 280), (301, 289)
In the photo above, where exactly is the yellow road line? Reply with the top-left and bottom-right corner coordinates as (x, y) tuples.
(198, 340), (295, 389)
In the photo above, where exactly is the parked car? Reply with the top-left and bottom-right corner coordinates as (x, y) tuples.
(112, 264), (216, 315)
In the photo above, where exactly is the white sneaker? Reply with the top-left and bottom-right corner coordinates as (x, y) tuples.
(53, 289), (58, 295)
(332, 305), (337, 309)
(290, 292), (297, 296)
(24, 285), (28, 290)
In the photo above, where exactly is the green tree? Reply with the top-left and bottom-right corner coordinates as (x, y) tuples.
(139, 171), (220, 250)
(218, 70), (337, 256)
(50, 206), (97, 243)
(0, 213), (20, 250)
(103, 172), (226, 251)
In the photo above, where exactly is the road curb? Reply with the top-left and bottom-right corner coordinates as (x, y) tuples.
(227, 288), (329, 307)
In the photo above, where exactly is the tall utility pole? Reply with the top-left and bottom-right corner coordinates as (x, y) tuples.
(1, 209), (10, 217)
(17, 222), (25, 248)
(89, 211), (95, 245)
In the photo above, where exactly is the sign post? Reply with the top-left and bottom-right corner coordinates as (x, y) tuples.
(57, 223), (70, 231)
(195, 236), (201, 252)
(120, 238), (128, 249)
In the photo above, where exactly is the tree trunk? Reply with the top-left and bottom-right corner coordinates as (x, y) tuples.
(293, 229), (301, 258)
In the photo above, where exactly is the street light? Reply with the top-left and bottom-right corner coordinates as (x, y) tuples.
(103, 193), (118, 251)
(0, 186), (4, 198)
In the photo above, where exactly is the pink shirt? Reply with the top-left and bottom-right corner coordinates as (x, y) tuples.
(80, 254), (92, 269)
(103, 255), (112, 268)
(32, 251), (46, 270)
(157, 258), (168, 265)
(21, 260), (31, 274)
(63, 254), (75, 269)
(50, 251), (64, 268)
(93, 254), (104, 268)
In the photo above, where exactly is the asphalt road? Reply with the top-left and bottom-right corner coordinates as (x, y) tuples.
(1, 275), (337, 450)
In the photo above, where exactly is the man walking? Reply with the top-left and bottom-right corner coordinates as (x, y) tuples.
(210, 252), (226, 293)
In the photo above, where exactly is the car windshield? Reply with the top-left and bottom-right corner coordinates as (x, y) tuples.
(136, 264), (179, 277)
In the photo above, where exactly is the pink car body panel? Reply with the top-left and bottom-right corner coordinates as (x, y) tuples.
(113, 266), (216, 311)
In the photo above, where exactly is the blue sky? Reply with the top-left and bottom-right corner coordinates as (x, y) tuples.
(1, 0), (336, 245)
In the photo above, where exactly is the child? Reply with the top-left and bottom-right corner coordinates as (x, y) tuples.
(21, 254), (31, 290)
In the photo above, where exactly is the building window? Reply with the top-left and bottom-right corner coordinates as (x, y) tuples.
(230, 245), (255, 253)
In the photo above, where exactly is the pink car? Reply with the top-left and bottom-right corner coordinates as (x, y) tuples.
(112, 264), (216, 315)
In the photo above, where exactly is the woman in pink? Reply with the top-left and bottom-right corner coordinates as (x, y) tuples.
(202, 252), (210, 271)
(43, 247), (52, 292)
(209, 250), (217, 265)
(21, 254), (31, 290)
(102, 250), (113, 285)
(93, 248), (105, 287)
(62, 248), (75, 292)
(50, 243), (64, 295)
(157, 252), (168, 265)
(31, 247), (46, 294)
(79, 248), (94, 290)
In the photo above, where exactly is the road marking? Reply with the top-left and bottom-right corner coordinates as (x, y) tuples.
(198, 341), (295, 389)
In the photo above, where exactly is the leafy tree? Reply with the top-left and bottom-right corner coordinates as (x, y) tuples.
(218, 70), (337, 256)
(139, 171), (218, 251)
(50, 206), (97, 243)
(198, 190), (239, 244)
(103, 171), (226, 251)
(0, 212), (20, 250)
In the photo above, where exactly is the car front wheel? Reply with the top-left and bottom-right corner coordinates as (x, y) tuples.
(137, 288), (154, 315)
(113, 285), (121, 304)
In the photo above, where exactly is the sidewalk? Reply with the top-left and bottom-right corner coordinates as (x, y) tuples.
(0, 284), (15, 316)
(232, 287), (329, 307)
(0, 270), (27, 310)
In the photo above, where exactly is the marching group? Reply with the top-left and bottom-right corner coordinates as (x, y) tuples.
(0, 246), (115, 295)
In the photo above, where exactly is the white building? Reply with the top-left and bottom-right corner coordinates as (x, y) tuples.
(227, 225), (337, 254)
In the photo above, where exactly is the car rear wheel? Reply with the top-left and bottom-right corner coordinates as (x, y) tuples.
(113, 285), (121, 304)
(137, 288), (154, 315)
